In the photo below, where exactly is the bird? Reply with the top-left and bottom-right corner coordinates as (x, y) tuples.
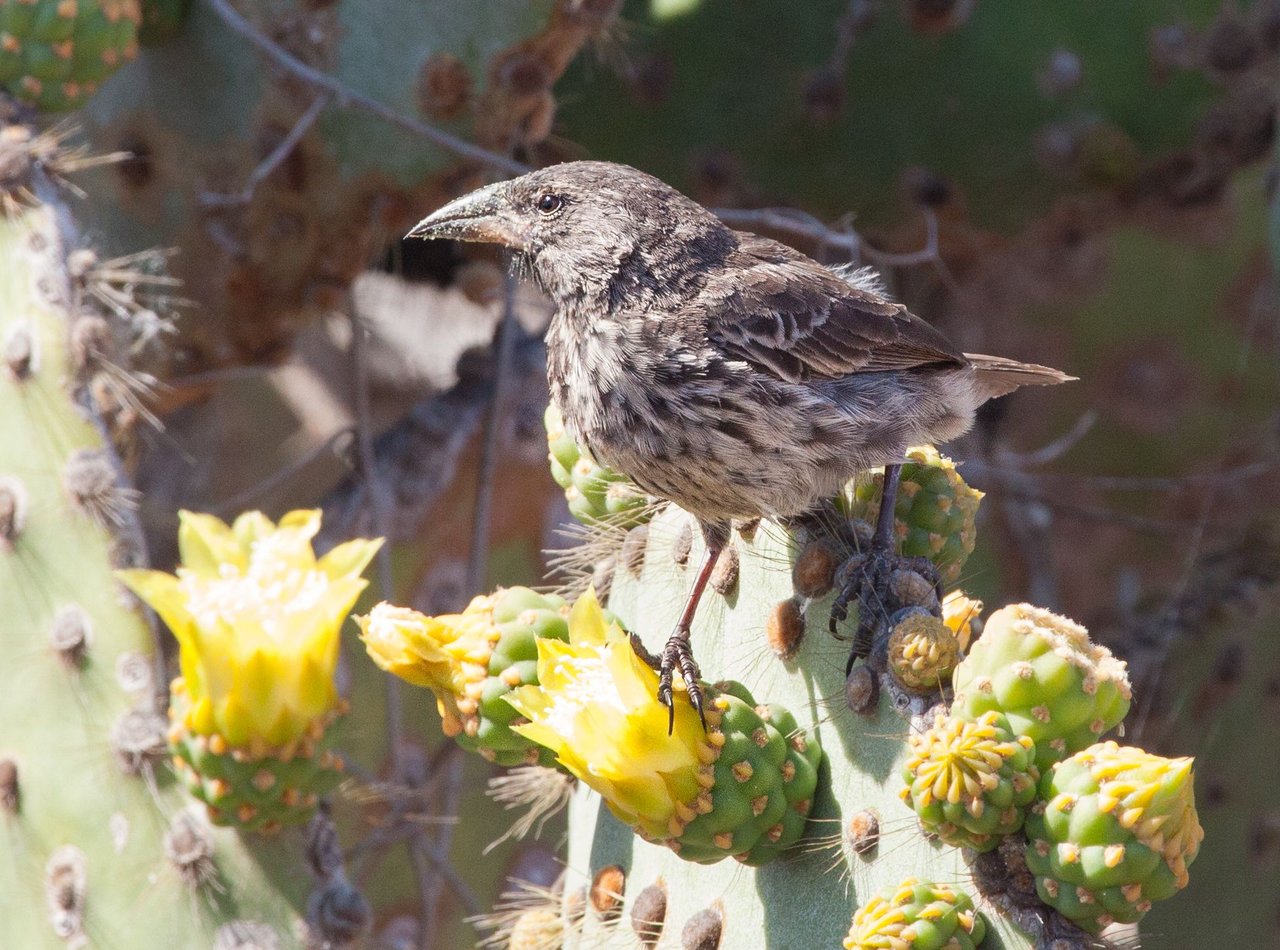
(407, 160), (1072, 729)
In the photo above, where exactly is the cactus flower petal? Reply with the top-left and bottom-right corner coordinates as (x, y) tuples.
(118, 509), (379, 749)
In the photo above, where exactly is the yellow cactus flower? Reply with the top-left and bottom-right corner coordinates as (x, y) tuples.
(504, 590), (717, 840)
(356, 596), (501, 738)
(942, 590), (983, 653)
(118, 509), (381, 749)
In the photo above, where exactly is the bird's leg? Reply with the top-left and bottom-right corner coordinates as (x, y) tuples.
(832, 462), (942, 672)
(631, 528), (724, 733)
(872, 463), (903, 552)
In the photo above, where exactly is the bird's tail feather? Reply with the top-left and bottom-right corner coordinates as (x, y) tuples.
(965, 353), (1077, 400)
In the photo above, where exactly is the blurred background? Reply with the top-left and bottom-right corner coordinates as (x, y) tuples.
(32, 0), (1280, 945)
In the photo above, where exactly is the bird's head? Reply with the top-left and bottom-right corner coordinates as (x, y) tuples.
(406, 161), (734, 308)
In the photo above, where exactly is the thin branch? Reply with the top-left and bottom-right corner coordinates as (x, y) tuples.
(348, 307), (401, 756)
(997, 410), (1097, 468)
(213, 426), (356, 516)
(714, 205), (958, 289)
(466, 269), (519, 593)
(417, 270), (522, 946)
(202, 0), (528, 176)
(200, 93), (331, 208)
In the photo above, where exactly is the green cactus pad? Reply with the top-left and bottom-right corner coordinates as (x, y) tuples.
(841, 446), (982, 586)
(655, 680), (822, 867)
(0, 0), (141, 112)
(844, 877), (987, 950)
(1024, 741), (1203, 934)
(900, 710), (1039, 852)
(951, 603), (1131, 771)
(168, 686), (345, 833)
(545, 402), (652, 528)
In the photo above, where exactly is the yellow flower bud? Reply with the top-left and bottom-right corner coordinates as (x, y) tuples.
(357, 596), (502, 737)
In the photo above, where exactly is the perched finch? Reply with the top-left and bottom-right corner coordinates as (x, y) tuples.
(408, 161), (1071, 727)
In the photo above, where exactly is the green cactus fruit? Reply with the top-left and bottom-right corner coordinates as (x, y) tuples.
(360, 586), (589, 768)
(0, 0), (142, 112)
(1024, 741), (1204, 934)
(469, 587), (580, 767)
(950, 603), (1131, 771)
(900, 710), (1040, 852)
(653, 679), (822, 866)
(888, 610), (961, 691)
(844, 877), (987, 950)
(841, 446), (983, 586)
(545, 402), (652, 528)
(167, 683), (346, 833)
(137, 0), (189, 45)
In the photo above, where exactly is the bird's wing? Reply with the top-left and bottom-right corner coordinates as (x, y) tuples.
(704, 233), (965, 383)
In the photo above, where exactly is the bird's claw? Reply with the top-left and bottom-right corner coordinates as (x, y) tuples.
(659, 627), (706, 734)
(629, 630), (708, 733)
(830, 538), (942, 674)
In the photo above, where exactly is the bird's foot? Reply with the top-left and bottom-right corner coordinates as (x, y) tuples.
(629, 628), (706, 734)
(829, 541), (942, 674)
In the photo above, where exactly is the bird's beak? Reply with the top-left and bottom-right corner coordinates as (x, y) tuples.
(405, 181), (524, 247)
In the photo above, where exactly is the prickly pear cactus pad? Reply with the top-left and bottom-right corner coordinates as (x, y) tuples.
(0, 133), (361, 947)
(560, 507), (1031, 949)
(542, 496), (1211, 948)
(0, 0), (142, 112)
(1024, 742), (1203, 933)
(359, 585), (576, 767)
(951, 603), (1132, 772)
(119, 508), (382, 831)
(502, 589), (823, 866)
(545, 403), (653, 528)
(842, 445), (983, 586)
(844, 877), (987, 950)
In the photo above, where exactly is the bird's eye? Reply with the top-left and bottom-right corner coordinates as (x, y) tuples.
(536, 193), (564, 215)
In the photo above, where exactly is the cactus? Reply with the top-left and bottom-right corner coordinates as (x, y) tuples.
(0, 122), (350, 948)
(359, 586), (578, 767)
(72, 0), (608, 368)
(842, 446), (983, 587)
(119, 508), (382, 832)
(901, 710), (1040, 853)
(845, 877), (987, 950)
(557, 0), (1260, 231)
(0, 0), (142, 112)
(554, 507), (1042, 949)
(504, 495), (1202, 948)
(502, 592), (823, 867)
(1024, 742), (1203, 933)
(887, 610), (962, 690)
(545, 402), (653, 529)
(951, 604), (1132, 772)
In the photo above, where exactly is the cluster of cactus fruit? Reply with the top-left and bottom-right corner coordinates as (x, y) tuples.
(360, 586), (579, 768)
(457, 416), (1200, 947)
(545, 403), (654, 528)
